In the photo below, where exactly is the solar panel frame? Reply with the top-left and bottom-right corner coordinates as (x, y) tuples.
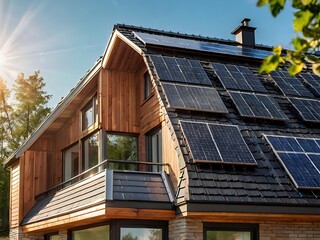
(299, 72), (320, 97)
(162, 83), (229, 113)
(289, 98), (320, 123)
(134, 31), (272, 60)
(270, 71), (314, 97)
(229, 91), (288, 121)
(149, 55), (212, 86)
(265, 135), (320, 189)
(180, 121), (257, 165)
(211, 63), (268, 93)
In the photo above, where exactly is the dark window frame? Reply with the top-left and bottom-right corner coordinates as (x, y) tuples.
(82, 131), (99, 172)
(146, 126), (162, 172)
(44, 232), (59, 240)
(144, 71), (152, 100)
(112, 219), (168, 240)
(203, 222), (259, 240)
(68, 222), (111, 240)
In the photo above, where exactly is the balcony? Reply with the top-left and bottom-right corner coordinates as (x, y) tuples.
(22, 160), (174, 227)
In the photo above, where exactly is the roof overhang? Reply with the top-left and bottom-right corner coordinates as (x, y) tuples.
(102, 29), (143, 69)
(4, 59), (102, 166)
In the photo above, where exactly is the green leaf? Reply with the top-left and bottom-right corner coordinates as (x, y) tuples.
(293, 10), (314, 32)
(301, 0), (313, 5)
(289, 63), (304, 75)
(312, 63), (320, 76)
(257, 0), (269, 6)
(292, 37), (309, 51)
(272, 45), (282, 55)
(259, 54), (281, 74)
(305, 54), (319, 63)
(269, 0), (286, 17)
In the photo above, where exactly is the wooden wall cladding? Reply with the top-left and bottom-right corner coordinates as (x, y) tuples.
(20, 150), (48, 218)
(101, 69), (140, 133)
(10, 163), (20, 227)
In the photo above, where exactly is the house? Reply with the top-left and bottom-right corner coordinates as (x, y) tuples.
(5, 18), (320, 240)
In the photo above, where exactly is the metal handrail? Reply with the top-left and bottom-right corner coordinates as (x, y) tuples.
(35, 159), (170, 200)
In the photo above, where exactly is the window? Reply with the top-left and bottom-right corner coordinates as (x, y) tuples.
(144, 72), (152, 100)
(81, 95), (97, 131)
(114, 220), (168, 240)
(82, 133), (99, 171)
(204, 223), (258, 240)
(45, 233), (59, 240)
(71, 224), (110, 240)
(63, 144), (79, 181)
(105, 133), (138, 170)
(147, 128), (162, 172)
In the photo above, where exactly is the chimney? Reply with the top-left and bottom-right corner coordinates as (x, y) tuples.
(231, 18), (256, 47)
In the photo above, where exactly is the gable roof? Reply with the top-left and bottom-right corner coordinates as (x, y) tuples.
(113, 24), (320, 212)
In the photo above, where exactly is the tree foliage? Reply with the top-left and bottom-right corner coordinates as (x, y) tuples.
(0, 71), (51, 236)
(257, 0), (320, 75)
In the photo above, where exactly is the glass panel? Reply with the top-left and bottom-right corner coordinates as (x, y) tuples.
(63, 144), (79, 181)
(149, 129), (162, 172)
(105, 134), (137, 170)
(144, 72), (152, 100)
(82, 133), (99, 171)
(120, 227), (162, 240)
(48, 235), (59, 240)
(206, 230), (251, 240)
(82, 95), (97, 130)
(73, 225), (110, 240)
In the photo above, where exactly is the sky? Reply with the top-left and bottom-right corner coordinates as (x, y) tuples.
(0, 0), (295, 108)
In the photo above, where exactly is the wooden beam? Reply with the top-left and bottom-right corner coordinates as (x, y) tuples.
(22, 205), (175, 233)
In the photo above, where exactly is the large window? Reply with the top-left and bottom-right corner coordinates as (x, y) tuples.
(45, 233), (59, 240)
(82, 133), (99, 171)
(147, 128), (162, 172)
(120, 227), (162, 240)
(63, 144), (79, 181)
(71, 225), (110, 240)
(81, 95), (97, 131)
(204, 223), (258, 240)
(105, 133), (138, 170)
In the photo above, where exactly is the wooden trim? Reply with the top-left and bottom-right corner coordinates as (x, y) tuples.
(184, 211), (320, 223)
(21, 205), (175, 233)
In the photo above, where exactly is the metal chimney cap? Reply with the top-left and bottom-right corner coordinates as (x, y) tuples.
(241, 18), (251, 26)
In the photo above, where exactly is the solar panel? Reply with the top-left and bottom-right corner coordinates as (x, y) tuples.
(289, 98), (320, 123)
(299, 72), (320, 97)
(180, 121), (222, 162)
(229, 91), (288, 121)
(270, 71), (313, 97)
(265, 135), (320, 189)
(162, 83), (228, 113)
(211, 63), (267, 92)
(134, 31), (272, 60)
(180, 121), (257, 165)
(149, 55), (212, 85)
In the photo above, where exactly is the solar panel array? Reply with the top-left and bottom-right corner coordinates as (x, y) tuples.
(162, 83), (228, 113)
(289, 98), (320, 123)
(211, 63), (267, 93)
(150, 55), (212, 85)
(180, 121), (257, 165)
(299, 72), (320, 97)
(134, 31), (272, 60)
(229, 91), (288, 121)
(265, 135), (320, 189)
(270, 71), (313, 97)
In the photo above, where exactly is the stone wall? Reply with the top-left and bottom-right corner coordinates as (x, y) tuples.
(9, 227), (43, 240)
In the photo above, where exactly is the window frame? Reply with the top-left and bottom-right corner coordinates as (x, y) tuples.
(146, 127), (162, 172)
(44, 232), (59, 240)
(62, 142), (80, 181)
(203, 222), (259, 240)
(81, 131), (99, 172)
(112, 219), (168, 240)
(81, 94), (98, 132)
(144, 71), (153, 101)
(68, 222), (110, 240)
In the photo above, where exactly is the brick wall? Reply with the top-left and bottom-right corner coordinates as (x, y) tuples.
(169, 218), (320, 240)
(9, 227), (43, 240)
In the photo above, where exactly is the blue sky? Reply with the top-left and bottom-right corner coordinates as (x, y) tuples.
(0, 0), (295, 108)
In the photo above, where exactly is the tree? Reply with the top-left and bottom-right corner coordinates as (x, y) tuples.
(257, 0), (320, 75)
(0, 71), (52, 236)
(11, 71), (51, 149)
